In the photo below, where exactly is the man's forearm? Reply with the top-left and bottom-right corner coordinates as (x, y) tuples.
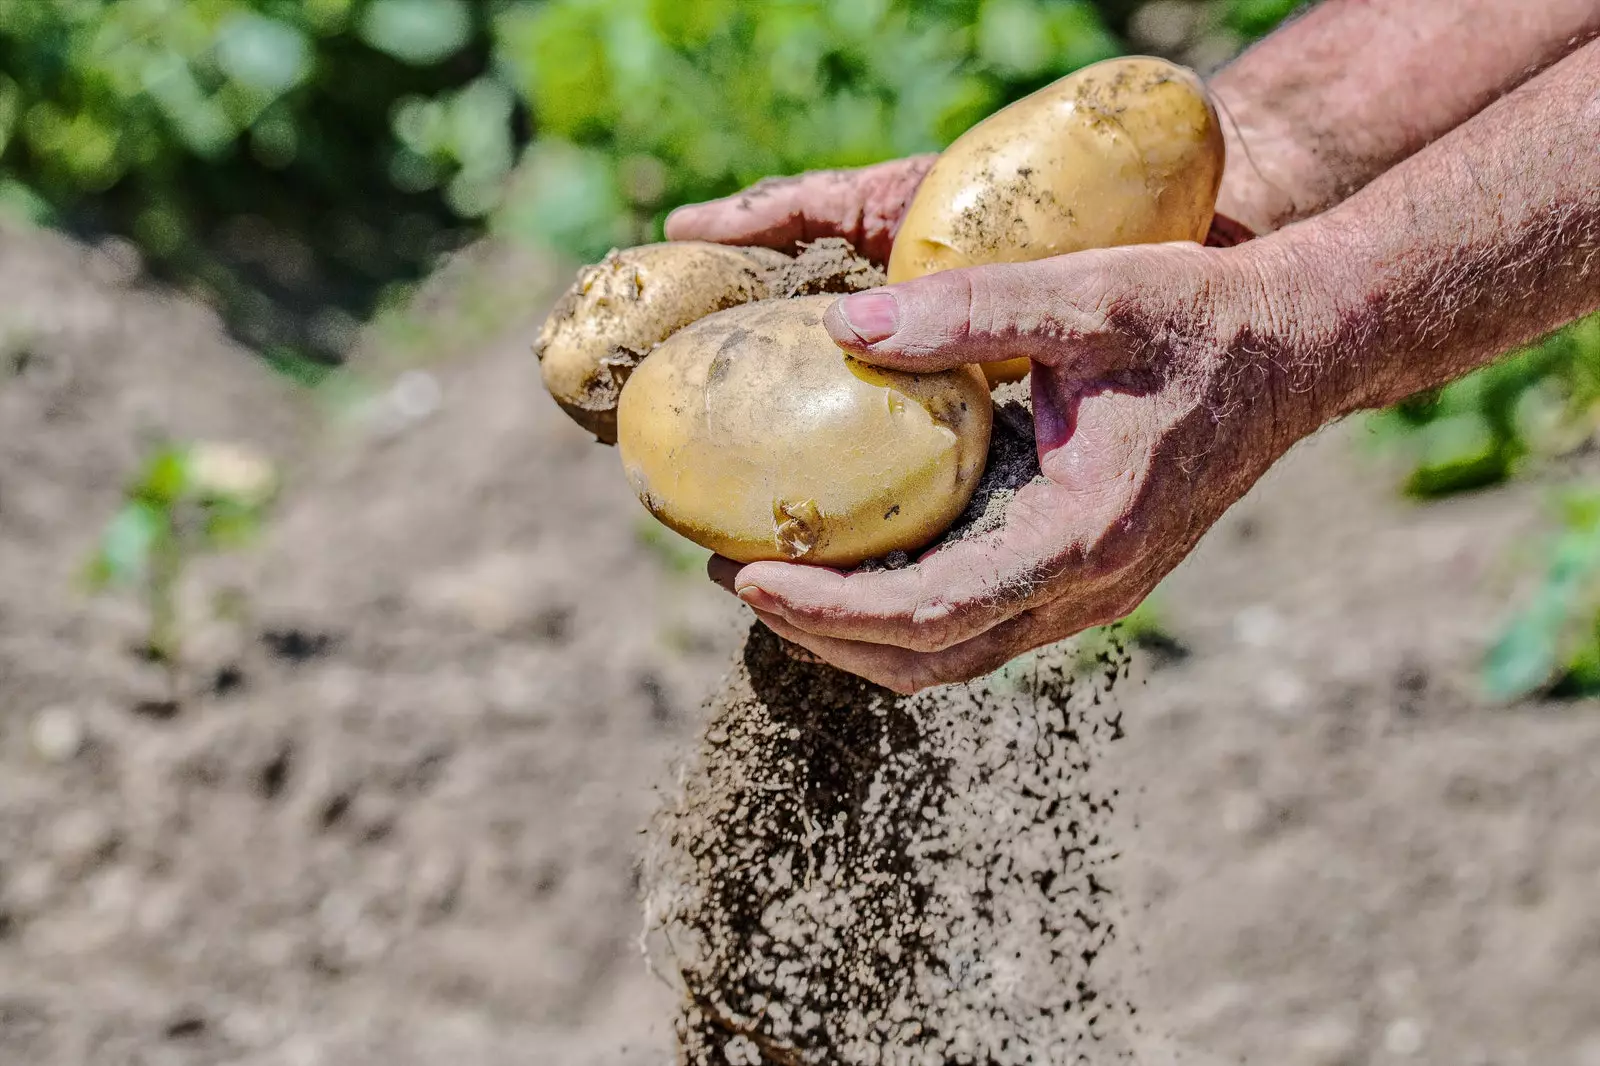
(1254, 37), (1600, 434)
(1212, 0), (1600, 234)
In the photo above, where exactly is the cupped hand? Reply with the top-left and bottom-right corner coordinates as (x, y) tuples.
(708, 240), (1321, 692)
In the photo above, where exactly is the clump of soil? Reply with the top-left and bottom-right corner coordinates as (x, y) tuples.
(642, 625), (1136, 1065)
(765, 238), (887, 297)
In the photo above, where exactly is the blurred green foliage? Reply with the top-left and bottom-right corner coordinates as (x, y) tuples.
(494, 0), (1123, 257)
(0, 0), (1288, 361)
(0, 0), (502, 360)
(1367, 316), (1600, 498)
(1483, 488), (1600, 701)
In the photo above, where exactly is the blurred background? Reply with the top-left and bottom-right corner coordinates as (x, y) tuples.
(1, 1), (1598, 1064)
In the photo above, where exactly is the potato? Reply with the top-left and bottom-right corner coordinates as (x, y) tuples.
(889, 56), (1224, 385)
(535, 242), (773, 443)
(617, 296), (992, 567)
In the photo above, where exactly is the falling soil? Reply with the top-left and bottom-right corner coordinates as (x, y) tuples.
(642, 621), (1137, 1065)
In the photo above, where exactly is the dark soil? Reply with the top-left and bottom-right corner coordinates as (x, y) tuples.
(644, 626), (1133, 1064)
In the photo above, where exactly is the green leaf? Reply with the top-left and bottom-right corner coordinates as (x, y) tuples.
(203, 501), (264, 548)
(215, 14), (311, 96)
(359, 0), (472, 66)
(89, 501), (166, 589)
(1482, 498), (1600, 701)
(978, 0), (1054, 79)
(492, 140), (629, 260)
(1403, 411), (1507, 497)
(1483, 608), (1567, 703)
(136, 445), (192, 506)
(1225, 0), (1305, 37)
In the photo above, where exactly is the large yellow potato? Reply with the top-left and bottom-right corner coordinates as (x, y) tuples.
(889, 56), (1224, 384)
(535, 242), (774, 443)
(617, 296), (992, 567)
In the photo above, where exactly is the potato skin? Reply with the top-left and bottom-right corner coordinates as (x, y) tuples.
(617, 296), (992, 567)
(889, 56), (1224, 385)
(535, 242), (772, 443)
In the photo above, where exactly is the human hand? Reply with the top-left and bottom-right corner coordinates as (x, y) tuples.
(664, 156), (937, 265)
(666, 156), (1254, 263)
(707, 239), (1325, 692)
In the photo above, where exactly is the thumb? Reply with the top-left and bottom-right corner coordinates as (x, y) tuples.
(823, 255), (1131, 375)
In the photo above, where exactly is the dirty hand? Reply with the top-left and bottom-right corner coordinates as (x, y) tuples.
(707, 241), (1314, 692)
(664, 156), (936, 264)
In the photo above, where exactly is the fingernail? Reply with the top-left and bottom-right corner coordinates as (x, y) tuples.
(736, 584), (778, 613)
(837, 292), (899, 345)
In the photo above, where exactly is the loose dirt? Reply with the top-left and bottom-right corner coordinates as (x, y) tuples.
(644, 626), (1133, 1065)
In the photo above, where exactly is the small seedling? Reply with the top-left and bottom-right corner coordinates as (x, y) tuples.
(85, 441), (278, 693)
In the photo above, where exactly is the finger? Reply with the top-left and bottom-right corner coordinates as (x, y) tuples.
(664, 157), (932, 262)
(822, 255), (1142, 376)
(751, 607), (1046, 694)
(734, 478), (1119, 652)
(665, 175), (815, 250)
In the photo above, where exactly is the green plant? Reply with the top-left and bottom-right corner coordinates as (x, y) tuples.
(1365, 314), (1600, 497)
(86, 441), (278, 685)
(492, 0), (1124, 260)
(0, 0), (502, 360)
(1482, 488), (1600, 701)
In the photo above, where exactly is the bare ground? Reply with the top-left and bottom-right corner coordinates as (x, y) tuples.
(0, 223), (1596, 1065)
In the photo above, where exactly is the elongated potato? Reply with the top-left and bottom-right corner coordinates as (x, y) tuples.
(890, 56), (1224, 384)
(617, 296), (992, 567)
(535, 242), (775, 443)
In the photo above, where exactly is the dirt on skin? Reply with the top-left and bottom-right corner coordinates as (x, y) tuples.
(644, 625), (1136, 1066)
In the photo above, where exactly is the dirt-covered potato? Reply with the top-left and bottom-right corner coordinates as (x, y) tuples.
(617, 296), (992, 567)
(535, 242), (773, 443)
(889, 55), (1224, 384)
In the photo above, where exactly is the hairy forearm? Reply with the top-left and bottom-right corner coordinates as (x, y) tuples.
(1254, 38), (1600, 433)
(1211, 0), (1600, 234)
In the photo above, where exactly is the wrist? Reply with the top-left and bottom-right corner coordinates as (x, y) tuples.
(1218, 222), (1375, 449)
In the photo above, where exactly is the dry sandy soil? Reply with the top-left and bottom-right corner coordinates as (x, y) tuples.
(1, 220), (1597, 1065)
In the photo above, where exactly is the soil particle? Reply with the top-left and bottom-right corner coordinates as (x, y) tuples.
(643, 624), (1136, 1065)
